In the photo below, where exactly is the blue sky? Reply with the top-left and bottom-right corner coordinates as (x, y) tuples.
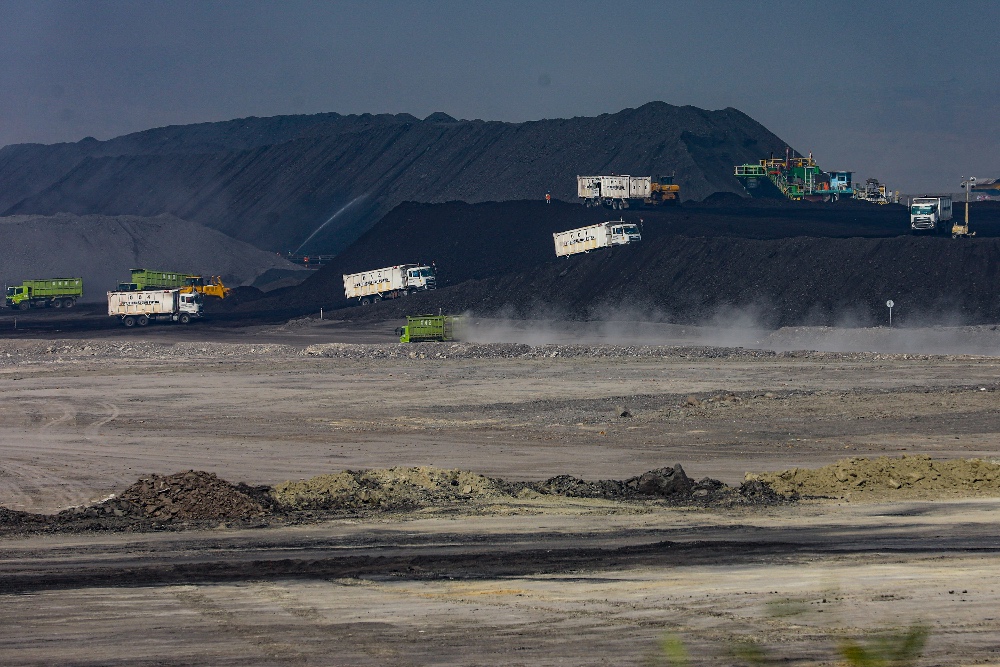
(2, 0), (997, 192)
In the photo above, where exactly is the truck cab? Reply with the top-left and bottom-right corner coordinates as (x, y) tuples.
(179, 291), (203, 315)
(609, 222), (641, 246)
(5, 286), (26, 308)
(910, 196), (952, 232)
(405, 266), (436, 291)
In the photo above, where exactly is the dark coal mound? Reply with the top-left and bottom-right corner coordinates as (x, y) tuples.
(528, 464), (789, 506)
(114, 471), (267, 522)
(1, 102), (788, 254)
(0, 506), (45, 529)
(223, 198), (1000, 327)
(229, 197), (923, 318)
(735, 479), (793, 505)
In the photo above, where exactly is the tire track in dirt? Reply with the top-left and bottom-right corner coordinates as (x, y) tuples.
(173, 587), (310, 665)
(84, 402), (120, 440)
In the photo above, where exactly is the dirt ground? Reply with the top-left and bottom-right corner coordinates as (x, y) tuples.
(2, 319), (1000, 665)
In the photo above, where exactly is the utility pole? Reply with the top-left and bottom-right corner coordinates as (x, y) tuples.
(956, 176), (977, 238)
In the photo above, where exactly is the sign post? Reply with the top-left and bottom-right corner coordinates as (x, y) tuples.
(886, 300), (894, 327)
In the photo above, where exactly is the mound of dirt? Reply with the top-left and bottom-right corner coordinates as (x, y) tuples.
(274, 464), (790, 511)
(113, 470), (268, 522)
(748, 456), (1000, 500)
(273, 467), (506, 511)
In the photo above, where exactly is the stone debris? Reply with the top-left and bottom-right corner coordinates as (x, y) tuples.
(0, 337), (979, 369)
(113, 471), (268, 521)
(9, 456), (1000, 536)
(748, 455), (1000, 500)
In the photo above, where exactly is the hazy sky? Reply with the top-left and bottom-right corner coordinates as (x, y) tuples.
(2, 0), (997, 193)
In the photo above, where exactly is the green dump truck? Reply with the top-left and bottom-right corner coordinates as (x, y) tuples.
(117, 269), (197, 291)
(5, 278), (83, 310)
(396, 315), (461, 343)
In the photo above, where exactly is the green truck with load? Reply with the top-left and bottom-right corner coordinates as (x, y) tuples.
(396, 314), (461, 343)
(5, 278), (83, 310)
(117, 269), (197, 291)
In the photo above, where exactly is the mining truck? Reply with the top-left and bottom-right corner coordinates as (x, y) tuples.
(117, 269), (193, 291)
(553, 220), (641, 257)
(5, 278), (83, 310)
(910, 196), (953, 234)
(343, 264), (436, 305)
(396, 314), (460, 343)
(107, 289), (202, 327)
(118, 269), (230, 298)
(577, 175), (679, 209)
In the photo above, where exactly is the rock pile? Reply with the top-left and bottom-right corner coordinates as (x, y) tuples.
(114, 471), (268, 521)
(273, 467), (506, 511)
(273, 464), (790, 511)
(748, 456), (1000, 500)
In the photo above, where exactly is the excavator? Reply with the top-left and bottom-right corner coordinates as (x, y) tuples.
(180, 276), (231, 299)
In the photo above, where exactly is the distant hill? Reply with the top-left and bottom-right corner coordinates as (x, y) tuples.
(0, 103), (790, 254)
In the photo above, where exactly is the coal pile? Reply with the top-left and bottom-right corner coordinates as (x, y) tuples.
(238, 199), (1000, 327)
(527, 465), (790, 506)
(0, 102), (788, 253)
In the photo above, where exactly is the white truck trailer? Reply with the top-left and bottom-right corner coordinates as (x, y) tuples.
(343, 264), (436, 305)
(553, 220), (641, 257)
(577, 175), (679, 209)
(910, 196), (953, 233)
(107, 289), (202, 327)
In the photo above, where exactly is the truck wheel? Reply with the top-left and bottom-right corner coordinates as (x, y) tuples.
(124, 316), (136, 327)
(360, 297), (371, 306)
(373, 295), (382, 303)
(621, 200), (630, 209)
(18, 302), (29, 311)
(63, 299), (75, 308)
(51, 299), (63, 308)
(179, 313), (191, 324)
(137, 315), (149, 327)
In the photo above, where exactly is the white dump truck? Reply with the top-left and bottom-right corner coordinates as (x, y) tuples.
(343, 264), (436, 305)
(553, 220), (641, 257)
(577, 175), (679, 209)
(910, 196), (953, 233)
(107, 289), (202, 327)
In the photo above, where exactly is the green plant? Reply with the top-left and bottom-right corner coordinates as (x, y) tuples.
(838, 624), (928, 667)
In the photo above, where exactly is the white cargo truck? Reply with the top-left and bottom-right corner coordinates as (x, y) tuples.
(107, 289), (202, 327)
(910, 196), (953, 233)
(577, 175), (678, 208)
(553, 220), (641, 257)
(343, 264), (436, 305)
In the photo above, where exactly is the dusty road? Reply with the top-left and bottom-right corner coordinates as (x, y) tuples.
(2, 321), (1000, 665)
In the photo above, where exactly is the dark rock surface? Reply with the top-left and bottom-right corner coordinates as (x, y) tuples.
(0, 103), (789, 253)
(226, 199), (1000, 327)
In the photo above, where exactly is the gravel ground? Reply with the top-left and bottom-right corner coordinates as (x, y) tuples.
(3, 322), (1000, 666)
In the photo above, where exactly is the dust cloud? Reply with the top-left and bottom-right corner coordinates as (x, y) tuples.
(460, 305), (1000, 356)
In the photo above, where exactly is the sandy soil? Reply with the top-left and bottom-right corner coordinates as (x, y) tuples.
(2, 321), (1000, 665)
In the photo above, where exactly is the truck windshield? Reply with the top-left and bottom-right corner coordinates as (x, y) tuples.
(5, 287), (15, 296)
(418, 269), (434, 277)
(622, 225), (639, 235)
(911, 205), (935, 215)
